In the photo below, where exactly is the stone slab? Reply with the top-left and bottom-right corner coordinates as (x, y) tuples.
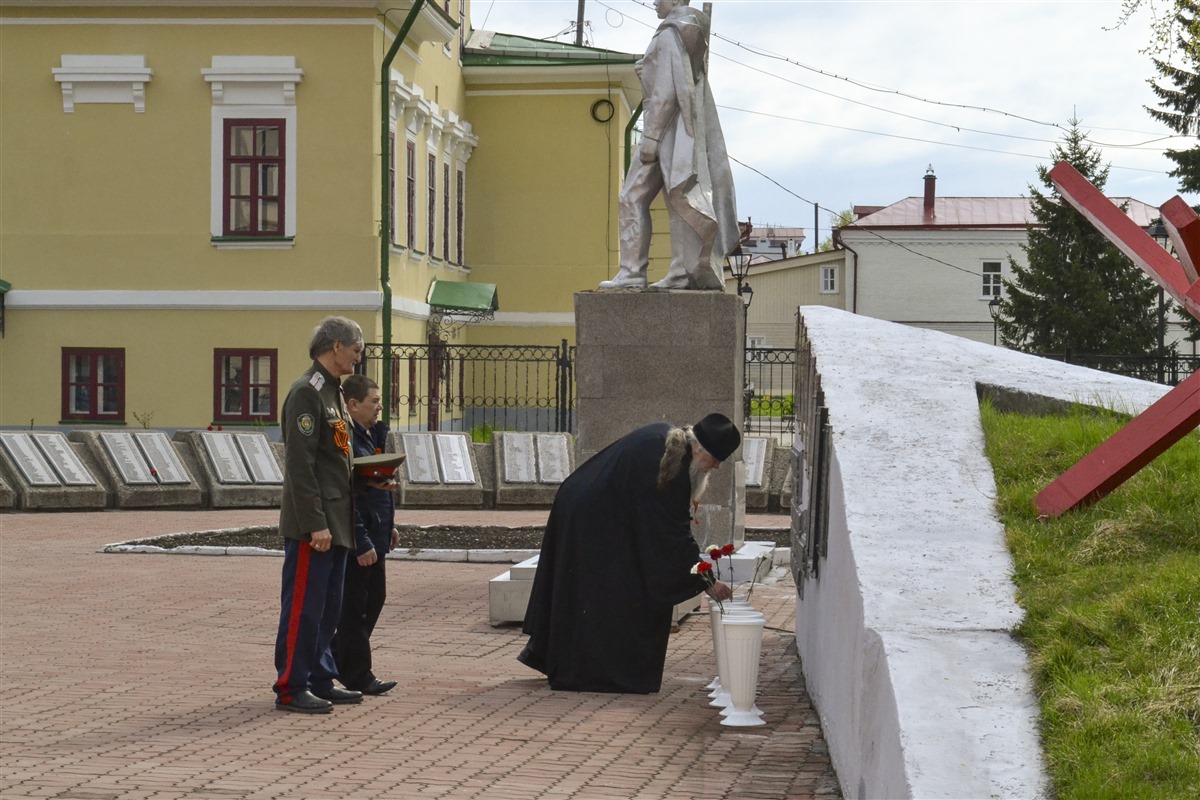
(490, 555), (700, 627)
(488, 554), (540, 626)
(181, 431), (280, 508)
(71, 431), (201, 509)
(744, 436), (774, 510)
(0, 473), (13, 508)
(0, 431), (108, 510)
(493, 432), (575, 507)
(390, 431), (484, 508)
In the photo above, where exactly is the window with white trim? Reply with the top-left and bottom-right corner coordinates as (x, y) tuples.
(820, 265), (838, 294)
(981, 260), (1002, 298)
(203, 56), (301, 245)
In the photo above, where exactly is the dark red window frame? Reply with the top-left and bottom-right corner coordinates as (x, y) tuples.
(442, 162), (451, 262)
(406, 141), (417, 249)
(427, 153), (437, 254)
(388, 131), (398, 246)
(61, 347), (125, 422)
(213, 348), (278, 423)
(222, 118), (285, 237)
(456, 167), (465, 265)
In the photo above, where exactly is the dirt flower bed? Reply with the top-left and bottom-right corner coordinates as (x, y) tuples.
(131, 525), (790, 551)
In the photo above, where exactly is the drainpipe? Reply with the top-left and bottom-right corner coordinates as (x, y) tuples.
(842, 240), (859, 314)
(379, 1), (427, 420)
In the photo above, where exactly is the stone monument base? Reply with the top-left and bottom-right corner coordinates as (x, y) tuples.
(574, 289), (745, 546)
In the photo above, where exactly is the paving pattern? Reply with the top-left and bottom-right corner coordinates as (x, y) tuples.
(0, 510), (839, 799)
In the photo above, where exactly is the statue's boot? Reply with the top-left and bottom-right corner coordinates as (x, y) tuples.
(598, 266), (647, 289)
(649, 272), (692, 289)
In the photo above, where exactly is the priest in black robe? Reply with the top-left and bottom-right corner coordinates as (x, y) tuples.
(517, 413), (740, 693)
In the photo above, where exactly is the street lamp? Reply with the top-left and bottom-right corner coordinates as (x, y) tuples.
(988, 295), (1002, 346)
(728, 247), (753, 324)
(727, 247), (754, 427)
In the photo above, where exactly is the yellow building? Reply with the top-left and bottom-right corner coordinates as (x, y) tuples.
(0, 1), (645, 433)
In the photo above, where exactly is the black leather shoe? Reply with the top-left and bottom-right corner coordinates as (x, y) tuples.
(275, 690), (333, 714)
(313, 686), (363, 704)
(361, 678), (397, 696)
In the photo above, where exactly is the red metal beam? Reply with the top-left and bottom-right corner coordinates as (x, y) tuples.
(1048, 161), (1200, 319)
(1035, 371), (1200, 517)
(1034, 161), (1200, 516)
(1160, 196), (1200, 284)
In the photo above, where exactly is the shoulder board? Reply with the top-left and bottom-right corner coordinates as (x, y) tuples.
(309, 372), (326, 391)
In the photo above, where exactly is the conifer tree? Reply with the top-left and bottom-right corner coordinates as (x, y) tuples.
(996, 120), (1162, 357)
(1146, 0), (1200, 341)
(1146, 0), (1200, 192)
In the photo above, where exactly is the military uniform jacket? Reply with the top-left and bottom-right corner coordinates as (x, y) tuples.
(278, 361), (355, 549)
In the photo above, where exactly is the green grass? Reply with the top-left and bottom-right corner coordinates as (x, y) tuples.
(749, 394), (794, 417)
(981, 402), (1200, 799)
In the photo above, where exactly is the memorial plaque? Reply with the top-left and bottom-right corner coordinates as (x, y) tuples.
(502, 433), (536, 484)
(436, 434), (476, 484)
(744, 437), (768, 488)
(199, 431), (252, 485)
(133, 432), (190, 484)
(100, 431), (157, 485)
(0, 432), (59, 486)
(32, 433), (96, 486)
(402, 433), (439, 484)
(235, 433), (283, 484)
(536, 434), (571, 484)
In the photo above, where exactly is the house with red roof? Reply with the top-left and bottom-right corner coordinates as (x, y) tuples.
(835, 167), (1165, 346)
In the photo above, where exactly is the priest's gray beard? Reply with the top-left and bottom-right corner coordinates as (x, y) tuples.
(689, 459), (709, 503)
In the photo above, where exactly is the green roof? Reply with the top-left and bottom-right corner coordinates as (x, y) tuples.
(463, 31), (638, 68)
(426, 279), (498, 313)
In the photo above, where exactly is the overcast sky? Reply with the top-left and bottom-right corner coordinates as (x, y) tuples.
(470, 0), (1196, 248)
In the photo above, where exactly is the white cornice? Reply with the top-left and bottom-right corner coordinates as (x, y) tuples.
(2, 1), (379, 6)
(7, 290), (383, 310)
(481, 312), (575, 327)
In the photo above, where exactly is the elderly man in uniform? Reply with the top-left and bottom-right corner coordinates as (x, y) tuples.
(600, 0), (739, 291)
(273, 316), (366, 713)
(517, 413), (739, 694)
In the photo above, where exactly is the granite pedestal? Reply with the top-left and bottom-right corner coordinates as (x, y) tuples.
(575, 290), (745, 546)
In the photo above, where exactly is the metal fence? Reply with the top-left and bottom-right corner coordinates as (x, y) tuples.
(744, 347), (797, 447)
(361, 340), (797, 445)
(1032, 352), (1200, 386)
(360, 340), (575, 435)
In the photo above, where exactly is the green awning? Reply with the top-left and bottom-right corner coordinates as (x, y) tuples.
(426, 279), (498, 314)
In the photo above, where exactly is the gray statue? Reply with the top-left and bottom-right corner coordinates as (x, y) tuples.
(600, 0), (740, 291)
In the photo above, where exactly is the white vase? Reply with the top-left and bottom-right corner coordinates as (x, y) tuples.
(719, 613), (767, 727)
(708, 602), (730, 707)
(716, 607), (765, 718)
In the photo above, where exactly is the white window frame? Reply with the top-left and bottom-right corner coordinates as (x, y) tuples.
(981, 260), (1003, 298)
(820, 265), (838, 294)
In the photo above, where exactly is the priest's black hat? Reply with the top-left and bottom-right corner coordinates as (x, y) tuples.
(693, 413), (741, 462)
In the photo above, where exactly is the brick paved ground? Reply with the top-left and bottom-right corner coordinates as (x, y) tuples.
(0, 511), (839, 800)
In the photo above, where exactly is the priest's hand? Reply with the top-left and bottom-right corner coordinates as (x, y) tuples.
(357, 547), (378, 567)
(706, 581), (733, 602)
